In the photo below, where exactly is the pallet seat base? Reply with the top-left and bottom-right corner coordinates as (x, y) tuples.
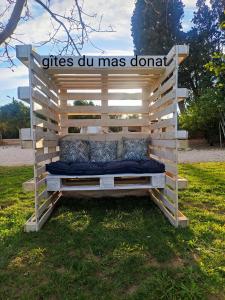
(47, 173), (166, 192)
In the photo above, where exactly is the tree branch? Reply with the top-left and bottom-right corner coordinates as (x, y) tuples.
(34, 0), (81, 55)
(0, 0), (26, 45)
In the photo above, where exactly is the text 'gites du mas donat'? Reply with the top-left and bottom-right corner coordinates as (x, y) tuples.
(42, 55), (168, 69)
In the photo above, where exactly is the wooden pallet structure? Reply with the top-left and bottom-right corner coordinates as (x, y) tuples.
(17, 44), (189, 231)
(47, 173), (165, 191)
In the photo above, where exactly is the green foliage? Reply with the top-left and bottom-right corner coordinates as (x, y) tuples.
(131, 0), (184, 55)
(180, 89), (225, 144)
(205, 11), (225, 91)
(69, 100), (96, 132)
(179, 0), (224, 99)
(179, 4), (225, 141)
(131, 1), (224, 141)
(205, 52), (225, 89)
(73, 100), (95, 106)
(0, 100), (30, 138)
(0, 164), (225, 299)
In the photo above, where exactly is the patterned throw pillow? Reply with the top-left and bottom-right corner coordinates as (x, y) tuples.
(122, 138), (149, 160)
(60, 140), (89, 162)
(90, 141), (118, 162)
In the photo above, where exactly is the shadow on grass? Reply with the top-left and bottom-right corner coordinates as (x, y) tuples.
(1, 195), (219, 300)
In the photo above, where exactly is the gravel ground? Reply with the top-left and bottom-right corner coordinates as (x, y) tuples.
(0, 145), (224, 166)
(179, 147), (225, 163)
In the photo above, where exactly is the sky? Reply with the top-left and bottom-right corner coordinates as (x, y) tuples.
(0, 0), (202, 106)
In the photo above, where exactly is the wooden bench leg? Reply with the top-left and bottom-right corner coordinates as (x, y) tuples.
(47, 177), (61, 191)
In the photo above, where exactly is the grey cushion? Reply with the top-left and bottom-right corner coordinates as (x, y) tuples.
(117, 138), (123, 160)
(60, 140), (89, 162)
(122, 138), (149, 160)
(90, 140), (118, 162)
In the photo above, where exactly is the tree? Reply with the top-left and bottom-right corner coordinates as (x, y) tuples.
(0, 1), (114, 67)
(179, 89), (225, 145)
(131, 0), (184, 55)
(73, 100), (95, 106)
(179, 0), (224, 99)
(0, 99), (30, 138)
(179, 9), (225, 144)
(205, 10), (225, 91)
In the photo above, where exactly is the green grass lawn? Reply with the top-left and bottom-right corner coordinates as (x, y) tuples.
(0, 163), (224, 300)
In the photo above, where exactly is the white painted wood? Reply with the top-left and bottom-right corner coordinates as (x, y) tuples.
(150, 147), (177, 162)
(46, 173), (164, 179)
(20, 128), (32, 141)
(37, 192), (61, 230)
(150, 118), (176, 130)
(61, 132), (149, 140)
(100, 177), (114, 189)
(151, 189), (176, 213)
(149, 104), (177, 121)
(34, 116), (59, 132)
(35, 140), (58, 149)
(157, 74), (176, 96)
(22, 178), (35, 192)
(63, 118), (148, 128)
(24, 219), (37, 232)
(35, 151), (60, 164)
(31, 74), (58, 104)
(150, 131), (176, 140)
(32, 89), (60, 113)
(31, 59), (58, 93)
(34, 109), (59, 125)
(46, 177), (61, 191)
(18, 86), (30, 103)
(177, 88), (189, 100)
(151, 174), (165, 187)
(36, 177), (46, 189)
(150, 90), (175, 111)
(60, 184), (160, 191)
(165, 175), (176, 189)
(166, 45), (189, 64)
(177, 130), (188, 139)
(151, 139), (176, 148)
(48, 68), (165, 75)
(19, 43), (190, 230)
(150, 190), (177, 227)
(16, 44), (32, 65)
(46, 173), (165, 191)
(35, 164), (46, 178)
(63, 106), (147, 114)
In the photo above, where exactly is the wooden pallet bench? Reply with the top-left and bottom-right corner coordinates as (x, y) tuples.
(47, 173), (165, 191)
(16, 44), (190, 231)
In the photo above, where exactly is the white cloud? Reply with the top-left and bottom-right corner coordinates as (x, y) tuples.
(12, 0), (134, 46)
(85, 49), (134, 56)
(84, 0), (135, 40)
(183, 0), (211, 9)
(0, 0), (135, 104)
(182, 20), (193, 32)
(183, 0), (196, 9)
(0, 65), (28, 92)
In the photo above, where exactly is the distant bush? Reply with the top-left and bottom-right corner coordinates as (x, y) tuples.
(180, 89), (225, 145)
(0, 100), (30, 139)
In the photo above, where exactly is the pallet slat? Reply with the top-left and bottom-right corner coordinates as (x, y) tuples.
(62, 118), (149, 127)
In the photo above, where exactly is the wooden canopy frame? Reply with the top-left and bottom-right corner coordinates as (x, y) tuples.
(17, 44), (189, 232)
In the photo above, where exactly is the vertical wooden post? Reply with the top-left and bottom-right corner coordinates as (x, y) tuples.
(101, 74), (108, 133)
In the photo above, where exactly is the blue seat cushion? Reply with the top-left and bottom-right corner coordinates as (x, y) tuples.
(46, 159), (165, 176)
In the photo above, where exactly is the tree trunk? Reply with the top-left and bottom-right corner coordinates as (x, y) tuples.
(178, 101), (185, 113)
(0, 0), (26, 45)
